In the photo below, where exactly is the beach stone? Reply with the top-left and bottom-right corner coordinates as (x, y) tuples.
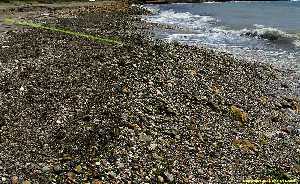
(11, 176), (18, 184)
(43, 144), (49, 149)
(122, 86), (129, 94)
(145, 176), (150, 181)
(93, 179), (102, 184)
(286, 108), (297, 117)
(117, 162), (124, 168)
(156, 89), (163, 96)
(53, 165), (62, 173)
(67, 172), (76, 181)
(167, 82), (173, 87)
(139, 132), (152, 142)
(128, 123), (140, 130)
(164, 129), (178, 138)
(82, 115), (91, 122)
(281, 101), (292, 108)
(75, 165), (82, 173)
(15, 162), (20, 166)
(108, 171), (117, 178)
(1, 177), (6, 182)
(149, 143), (157, 150)
(197, 169), (204, 175)
(276, 131), (287, 138)
(281, 82), (289, 88)
(158, 175), (164, 183)
(230, 105), (248, 124)
(42, 166), (50, 172)
(164, 172), (174, 182)
(152, 153), (163, 160)
(285, 126), (295, 134)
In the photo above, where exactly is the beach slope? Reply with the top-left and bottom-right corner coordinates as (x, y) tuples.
(0, 2), (299, 183)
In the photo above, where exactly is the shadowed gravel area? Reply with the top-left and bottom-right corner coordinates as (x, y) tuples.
(0, 3), (299, 183)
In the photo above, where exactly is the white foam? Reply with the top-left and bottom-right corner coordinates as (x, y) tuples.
(203, 1), (223, 4)
(150, 10), (300, 49)
(160, 10), (199, 19)
(199, 16), (216, 23)
(293, 40), (300, 47)
(145, 5), (300, 71)
(253, 24), (265, 28)
(146, 10), (217, 28)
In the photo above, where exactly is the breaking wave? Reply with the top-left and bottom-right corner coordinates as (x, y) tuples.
(145, 8), (300, 48)
(241, 26), (288, 41)
(145, 9), (217, 29)
(144, 3), (300, 73)
(239, 25), (300, 47)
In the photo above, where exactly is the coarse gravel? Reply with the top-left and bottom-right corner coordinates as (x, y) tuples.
(0, 3), (299, 183)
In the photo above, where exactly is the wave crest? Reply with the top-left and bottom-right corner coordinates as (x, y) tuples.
(145, 9), (217, 26)
(241, 26), (289, 41)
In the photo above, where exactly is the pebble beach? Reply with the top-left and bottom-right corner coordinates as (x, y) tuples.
(0, 2), (300, 183)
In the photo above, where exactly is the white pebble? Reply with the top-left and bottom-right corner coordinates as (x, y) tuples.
(2, 177), (6, 182)
(149, 143), (157, 150)
(156, 89), (162, 96)
(158, 175), (164, 182)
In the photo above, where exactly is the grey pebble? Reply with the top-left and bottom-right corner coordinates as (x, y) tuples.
(42, 166), (50, 172)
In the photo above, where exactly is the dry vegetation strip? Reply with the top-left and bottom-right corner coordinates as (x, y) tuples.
(3, 18), (122, 45)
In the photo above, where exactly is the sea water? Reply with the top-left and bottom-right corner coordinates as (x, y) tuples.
(144, 1), (300, 72)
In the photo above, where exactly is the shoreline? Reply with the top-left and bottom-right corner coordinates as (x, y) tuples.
(0, 2), (299, 183)
(143, 2), (300, 97)
(143, 0), (287, 4)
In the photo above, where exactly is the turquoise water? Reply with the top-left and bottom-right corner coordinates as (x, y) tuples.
(145, 1), (300, 71)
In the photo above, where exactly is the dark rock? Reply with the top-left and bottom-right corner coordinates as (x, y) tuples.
(53, 165), (63, 174)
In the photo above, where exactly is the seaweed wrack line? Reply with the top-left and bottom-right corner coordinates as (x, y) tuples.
(2, 18), (122, 45)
